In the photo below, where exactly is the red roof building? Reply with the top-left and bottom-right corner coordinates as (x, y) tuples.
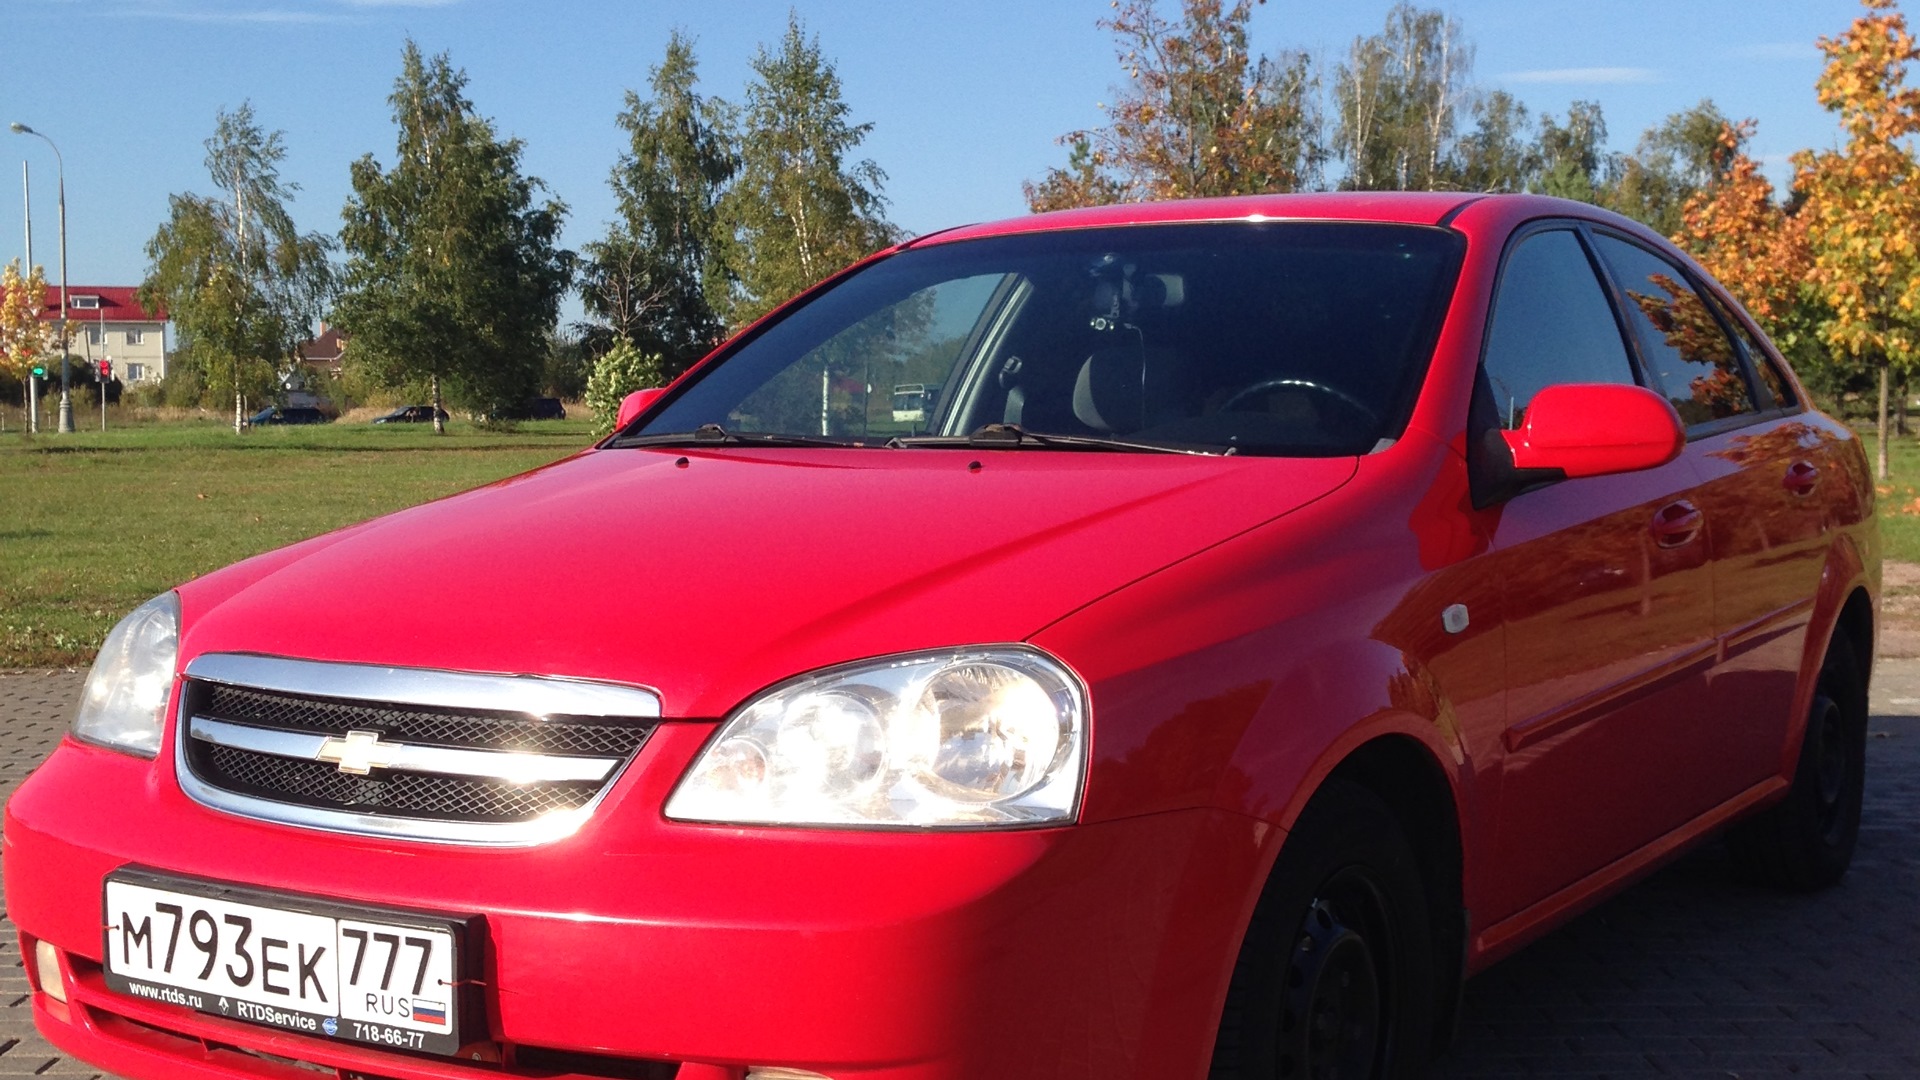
(34, 285), (166, 324)
(298, 324), (346, 373)
(36, 286), (170, 383)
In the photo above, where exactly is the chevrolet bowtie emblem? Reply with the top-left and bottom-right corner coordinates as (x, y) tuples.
(315, 730), (397, 776)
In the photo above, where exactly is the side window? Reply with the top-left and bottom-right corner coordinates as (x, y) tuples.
(1706, 292), (1797, 410)
(1591, 234), (1757, 426)
(1482, 229), (1638, 430)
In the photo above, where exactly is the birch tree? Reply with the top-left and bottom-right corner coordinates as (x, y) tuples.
(1334, 4), (1471, 191)
(336, 41), (574, 430)
(582, 31), (736, 378)
(1447, 90), (1535, 192)
(719, 15), (893, 328)
(141, 103), (332, 432)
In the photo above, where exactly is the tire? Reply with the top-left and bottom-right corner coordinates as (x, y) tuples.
(1725, 633), (1867, 891)
(1211, 779), (1436, 1080)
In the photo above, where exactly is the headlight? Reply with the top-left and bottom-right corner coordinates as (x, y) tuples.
(72, 592), (180, 758)
(665, 647), (1087, 828)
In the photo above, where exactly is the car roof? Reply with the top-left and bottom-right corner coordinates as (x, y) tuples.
(907, 192), (1632, 248)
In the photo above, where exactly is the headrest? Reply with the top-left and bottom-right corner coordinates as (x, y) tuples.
(1074, 346), (1170, 433)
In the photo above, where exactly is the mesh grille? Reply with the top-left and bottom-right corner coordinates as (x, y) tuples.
(184, 678), (655, 828)
(204, 684), (648, 756)
(198, 745), (601, 822)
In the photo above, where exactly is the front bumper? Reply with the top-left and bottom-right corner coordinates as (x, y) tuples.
(6, 731), (1265, 1080)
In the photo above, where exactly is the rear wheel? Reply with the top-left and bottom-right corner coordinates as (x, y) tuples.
(1211, 780), (1436, 1080)
(1726, 634), (1867, 891)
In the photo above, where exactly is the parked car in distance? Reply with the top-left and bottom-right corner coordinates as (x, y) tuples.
(484, 397), (567, 421)
(7, 193), (1877, 1080)
(245, 406), (327, 426)
(371, 404), (449, 424)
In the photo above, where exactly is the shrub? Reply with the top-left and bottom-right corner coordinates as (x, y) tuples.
(123, 381), (166, 409)
(584, 340), (666, 437)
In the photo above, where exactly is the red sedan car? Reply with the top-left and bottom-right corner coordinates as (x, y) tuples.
(6, 193), (1876, 1080)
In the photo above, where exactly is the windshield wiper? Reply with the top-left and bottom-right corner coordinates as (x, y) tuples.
(614, 423), (863, 449)
(890, 423), (1227, 456)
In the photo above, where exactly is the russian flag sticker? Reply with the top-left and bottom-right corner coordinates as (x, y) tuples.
(411, 1000), (448, 1026)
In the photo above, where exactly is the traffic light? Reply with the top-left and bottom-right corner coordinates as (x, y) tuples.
(30, 365), (44, 379)
(98, 359), (111, 379)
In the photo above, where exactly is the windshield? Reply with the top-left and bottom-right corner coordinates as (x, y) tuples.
(632, 222), (1464, 456)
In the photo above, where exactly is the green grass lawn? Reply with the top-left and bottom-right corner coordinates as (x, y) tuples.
(1863, 435), (1920, 560)
(0, 418), (596, 668)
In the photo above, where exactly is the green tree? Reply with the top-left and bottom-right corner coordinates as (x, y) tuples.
(140, 103), (333, 433)
(1334, 3), (1473, 191)
(582, 31), (736, 379)
(1603, 100), (1730, 235)
(1533, 100), (1612, 202)
(335, 40), (574, 432)
(719, 15), (894, 328)
(584, 338), (667, 437)
(1446, 89), (1536, 192)
(542, 328), (592, 401)
(1026, 0), (1325, 211)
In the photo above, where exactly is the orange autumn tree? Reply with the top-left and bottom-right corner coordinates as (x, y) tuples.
(0, 260), (53, 419)
(1796, 0), (1920, 479)
(1674, 119), (1829, 406)
(1025, 0), (1324, 211)
(1676, 120), (1813, 330)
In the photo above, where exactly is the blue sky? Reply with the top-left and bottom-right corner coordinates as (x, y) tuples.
(0, 0), (1872, 309)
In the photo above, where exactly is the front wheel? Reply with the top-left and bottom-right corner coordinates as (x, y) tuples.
(1211, 779), (1436, 1080)
(1725, 633), (1867, 891)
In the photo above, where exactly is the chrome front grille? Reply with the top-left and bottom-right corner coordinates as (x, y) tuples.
(175, 654), (662, 845)
(199, 684), (650, 757)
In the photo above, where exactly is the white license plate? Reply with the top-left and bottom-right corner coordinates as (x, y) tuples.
(103, 870), (472, 1056)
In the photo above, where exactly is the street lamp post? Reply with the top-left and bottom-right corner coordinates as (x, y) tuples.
(19, 159), (33, 434)
(10, 122), (72, 433)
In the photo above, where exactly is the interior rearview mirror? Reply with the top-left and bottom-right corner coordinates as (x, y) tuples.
(1502, 383), (1684, 479)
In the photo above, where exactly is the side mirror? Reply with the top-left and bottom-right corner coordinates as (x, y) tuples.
(615, 388), (666, 430)
(1502, 384), (1684, 479)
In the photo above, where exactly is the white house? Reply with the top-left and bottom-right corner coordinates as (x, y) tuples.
(37, 286), (169, 383)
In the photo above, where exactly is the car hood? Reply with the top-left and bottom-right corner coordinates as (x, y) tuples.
(178, 446), (1356, 717)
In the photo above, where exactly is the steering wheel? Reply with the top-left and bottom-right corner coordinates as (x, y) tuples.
(1218, 377), (1379, 426)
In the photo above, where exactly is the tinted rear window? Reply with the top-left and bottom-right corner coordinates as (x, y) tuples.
(1707, 291), (1797, 410)
(1592, 234), (1758, 427)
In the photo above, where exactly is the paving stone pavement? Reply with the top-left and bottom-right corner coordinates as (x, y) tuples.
(0, 665), (1917, 1080)
(0, 669), (94, 1078)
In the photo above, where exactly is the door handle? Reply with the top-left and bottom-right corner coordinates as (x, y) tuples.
(1650, 500), (1703, 548)
(1784, 460), (1819, 496)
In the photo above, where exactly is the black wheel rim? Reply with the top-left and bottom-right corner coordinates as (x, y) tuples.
(1279, 873), (1393, 1079)
(1807, 692), (1849, 842)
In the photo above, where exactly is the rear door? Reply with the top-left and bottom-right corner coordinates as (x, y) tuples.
(1590, 231), (1838, 798)
(1480, 224), (1715, 924)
